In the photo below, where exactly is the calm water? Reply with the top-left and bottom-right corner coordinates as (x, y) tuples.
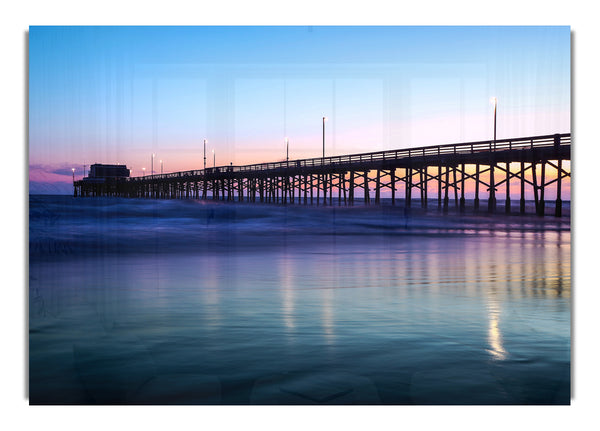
(28, 195), (571, 404)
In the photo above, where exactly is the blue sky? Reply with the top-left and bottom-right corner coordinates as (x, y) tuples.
(29, 26), (570, 189)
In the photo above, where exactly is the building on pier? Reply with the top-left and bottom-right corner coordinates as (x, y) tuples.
(74, 164), (130, 197)
(88, 164), (130, 179)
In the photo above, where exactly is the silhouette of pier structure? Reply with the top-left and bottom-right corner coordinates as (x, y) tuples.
(74, 133), (570, 217)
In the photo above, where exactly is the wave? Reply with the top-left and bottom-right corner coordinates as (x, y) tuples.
(28, 195), (570, 259)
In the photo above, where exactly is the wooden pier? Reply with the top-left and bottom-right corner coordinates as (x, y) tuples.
(74, 133), (571, 217)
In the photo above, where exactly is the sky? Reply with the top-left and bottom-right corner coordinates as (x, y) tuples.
(28, 26), (571, 193)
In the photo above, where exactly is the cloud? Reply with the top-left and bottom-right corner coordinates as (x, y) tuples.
(50, 166), (79, 176)
(29, 164), (80, 192)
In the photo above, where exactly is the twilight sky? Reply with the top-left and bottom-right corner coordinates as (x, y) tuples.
(28, 26), (570, 192)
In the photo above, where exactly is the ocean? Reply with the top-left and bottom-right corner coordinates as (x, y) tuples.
(28, 195), (571, 404)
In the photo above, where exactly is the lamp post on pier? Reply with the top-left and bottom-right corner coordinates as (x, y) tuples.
(204, 139), (207, 171)
(322, 116), (328, 159)
(489, 97), (497, 212)
(142, 167), (146, 177)
(492, 97), (497, 150)
(213, 149), (215, 168)
(285, 137), (289, 162)
(160, 160), (163, 174)
(151, 153), (155, 176)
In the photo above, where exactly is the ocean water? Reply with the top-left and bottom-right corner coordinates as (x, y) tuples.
(28, 195), (571, 404)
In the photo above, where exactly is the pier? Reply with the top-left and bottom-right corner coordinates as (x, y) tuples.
(74, 133), (570, 217)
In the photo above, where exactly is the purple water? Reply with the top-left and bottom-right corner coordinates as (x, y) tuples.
(29, 195), (570, 404)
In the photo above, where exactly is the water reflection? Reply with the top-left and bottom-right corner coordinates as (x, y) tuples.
(278, 253), (296, 333)
(486, 297), (508, 361)
(29, 227), (571, 404)
(202, 255), (222, 328)
(321, 287), (335, 345)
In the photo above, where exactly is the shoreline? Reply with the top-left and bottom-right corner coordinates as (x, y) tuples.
(29, 194), (571, 262)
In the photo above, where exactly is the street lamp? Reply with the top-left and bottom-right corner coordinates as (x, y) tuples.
(322, 117), (328, 158)
(142, 167), (146, 177)
(213, 149), (215, 168)
(160, 160), (163, 174)
(152, 153), (156, 175)
(72, 168), (75, 183)
(491, 97), (497, 149)
(285, 137), (289, 162)
(204, 139), (207, 171)
(489, 97), (498, 213)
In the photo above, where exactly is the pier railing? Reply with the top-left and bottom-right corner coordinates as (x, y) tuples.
(127, 133), (570, 182)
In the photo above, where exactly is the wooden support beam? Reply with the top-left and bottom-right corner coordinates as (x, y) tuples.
(520, 160), (526, 214)
(504, 162), (510, 213)
(391, 168), (396, 206)
(364, 171), (370, 204)
(423, 166), (428, 209)
(316, 174), (320, 206)
(438, 164), (442, 208)
(532, 161), (539, 215)
(338, 173), (342, 206)
(259, 178), (264, 203)
(556, 158), (563, 217)
(474, 163), (480, 211)
(304, 175), (308, 205)
(419, 168), (424, 208)
(488, 161), (496, 213)
(539, 160), (546, 216)
(406, 167), (412, 208)
(375, 169), (381, 204)
(460, 163), (465, 212)
(453, 165), (458, 209)
(443, 166), (449, 214)
(349, 171), (355, 205)
(329, 173), (333, 206)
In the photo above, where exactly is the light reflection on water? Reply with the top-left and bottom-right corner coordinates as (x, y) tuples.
(29, 229), (570, 405)
(487, 298), (508, 361)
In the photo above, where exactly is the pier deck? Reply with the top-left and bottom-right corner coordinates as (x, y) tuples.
(74, 133), (571, 217)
